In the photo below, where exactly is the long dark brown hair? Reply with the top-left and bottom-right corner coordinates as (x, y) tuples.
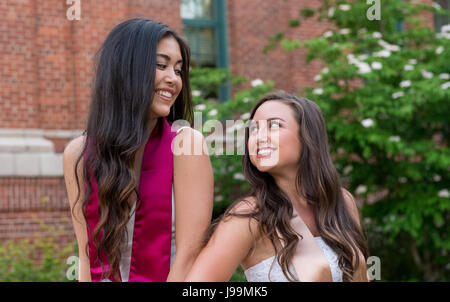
(215, 92), (369, 281)
(71, 18), (192, 280)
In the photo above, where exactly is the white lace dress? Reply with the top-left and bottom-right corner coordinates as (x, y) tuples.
(244, 237), (343, 282)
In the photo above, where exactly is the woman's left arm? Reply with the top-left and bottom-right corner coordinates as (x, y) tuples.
(167, 127), (214, 281)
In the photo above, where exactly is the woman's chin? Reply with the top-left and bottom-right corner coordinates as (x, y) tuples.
(151, 106), (171, 118)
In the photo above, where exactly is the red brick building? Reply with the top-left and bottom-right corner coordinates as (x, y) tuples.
(0, 0), (440, 254)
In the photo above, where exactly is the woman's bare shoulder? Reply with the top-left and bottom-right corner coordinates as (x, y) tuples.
(63, 135), (86, 163)
(228, 196), (258, 215)
(63, 135), (87, 209)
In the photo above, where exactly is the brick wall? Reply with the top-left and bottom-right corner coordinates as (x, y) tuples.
(227, 0), (328, 95)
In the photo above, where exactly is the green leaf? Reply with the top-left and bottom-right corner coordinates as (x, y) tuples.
(289, 19), (301, 27)
(300, 8), (315, 18)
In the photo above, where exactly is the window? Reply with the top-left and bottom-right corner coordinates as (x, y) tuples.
(181, 0), (230, 102)
(434, 0), (450, 31)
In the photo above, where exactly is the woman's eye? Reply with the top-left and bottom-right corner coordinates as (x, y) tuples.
(157, 63), (167, 69)
(175, 69), (182, 76)
(249, 124), (258, 134)
(269, 120), (280, 129)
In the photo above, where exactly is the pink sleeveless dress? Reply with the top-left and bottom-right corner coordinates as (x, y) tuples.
(85, 117), (177, 282)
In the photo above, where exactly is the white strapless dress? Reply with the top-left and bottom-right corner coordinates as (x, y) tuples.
(244, 237), (343, 282)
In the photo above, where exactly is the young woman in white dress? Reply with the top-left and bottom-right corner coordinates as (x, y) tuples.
(185, 93), (369, 282)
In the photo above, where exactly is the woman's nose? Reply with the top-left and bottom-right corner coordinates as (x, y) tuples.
(164, 68), (178, 83)
(257, 124), (270, 142)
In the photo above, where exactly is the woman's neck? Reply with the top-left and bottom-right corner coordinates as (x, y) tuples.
(149, 117), (158, 135)
(272, 172), (309, 209)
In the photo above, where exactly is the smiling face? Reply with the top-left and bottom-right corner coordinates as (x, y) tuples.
(150, 35), (183, 119)
(248, 100), (302, 176)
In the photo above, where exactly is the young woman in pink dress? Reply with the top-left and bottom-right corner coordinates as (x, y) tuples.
(63, 18), (213, 282)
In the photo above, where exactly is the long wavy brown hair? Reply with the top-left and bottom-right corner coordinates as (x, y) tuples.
(213, 93), (369, 281)
(71, 19), (192, 281)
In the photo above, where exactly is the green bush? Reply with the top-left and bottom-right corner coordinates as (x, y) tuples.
(0, 237), (75, 282)
(0, 215), (76, 282)
(264, 0), (450, 281)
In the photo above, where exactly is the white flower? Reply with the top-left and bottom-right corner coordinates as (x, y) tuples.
(378, 39), (400, 51)
(243, 97), (250, 103)
(436, 46), (444, 54)
(240, 112), (251, 120)
(374, 50), (391, 57)
(389, 136), (401, 142)
(404, 64), (414, 71)
(421, 70), (433, 79)
(441, 24), (450, 33)
(355, 185), (367, 195)
(339, 4), (351, 11)
(328, 7), (335, 18)
(347, 55), (371, 74)
(441, 81), (450, 89)
(195, 104), (206, 110)
(432, 2), (442, 10)
(339, 28), (351, 35)
(358, 54), (368, 61)
(436, 32), (450, 39)
(439, 73), (450, 80)
(392, 91), (405, 99)
(251, 79), (263, 87)
(192, 90), (202, 97)
(399, 80), (411, 88)
(399, 177), (407, 183)
(313, 88), (324, 95)
(361, 118), (374, 128)
(372, 32), (382, 39)
(323, 31), (333, 38)
(343, 165), (353, 175)
(409, 59), (418, 65)
(358, 28), (367, 35)
(314, 74), (322, 81)
(215, 195), (224, 202)
(233, 173), (245, 181)
(357, 62), (371, 74)
(208, 109), (218, 116)
(438, 189), (450, 198)
(347, 54), (357, 64)
(433, 174), (442, 182)
(321, 67), (329, 74)
(371, 62), (383, 70)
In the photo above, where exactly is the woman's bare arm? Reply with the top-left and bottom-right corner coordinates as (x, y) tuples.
(166, 128), (214, 281)
(63, 136), (91, 282)
(184, 201), (257, 281)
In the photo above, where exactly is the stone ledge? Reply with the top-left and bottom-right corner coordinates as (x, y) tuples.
(0, 128), (84, 139)
(0, 137), (54, 152)
(0, 152), (63, 177)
